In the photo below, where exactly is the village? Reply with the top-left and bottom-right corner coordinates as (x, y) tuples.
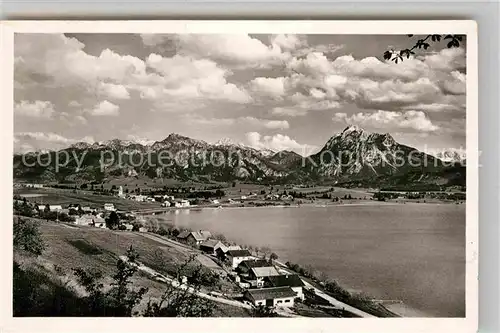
(13, 185), (381, 317)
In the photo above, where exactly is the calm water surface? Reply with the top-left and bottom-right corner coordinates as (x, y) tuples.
(155, 203), (465, 317)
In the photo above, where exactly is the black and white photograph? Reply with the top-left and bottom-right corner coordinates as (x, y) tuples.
(3, 20), (477, 332)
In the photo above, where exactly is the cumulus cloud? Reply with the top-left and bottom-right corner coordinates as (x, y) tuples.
(15, 100), (55, 118)
(249, 77), (286, 99)
(144, 53), (251, 104)
(141, 34), (290, 68)
(98, 82), (130, 99)
(87, 100), (120, 116)
(245, 132), (316, 155)
(280, 46), (466, 116)
(333, 110), (440, 132)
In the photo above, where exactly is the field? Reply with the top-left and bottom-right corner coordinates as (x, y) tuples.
(14, 216), (253, 316)
(14, 187), (160, 211)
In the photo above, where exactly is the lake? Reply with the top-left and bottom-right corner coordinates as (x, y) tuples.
(152, 203), (465, 317)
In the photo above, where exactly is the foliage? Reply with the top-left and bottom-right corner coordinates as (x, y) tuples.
(269, 252), (278, 261)
(105, 211), (120, 230)
(252, 304), (279, 317)
(384, 34), (464, 63)
(13, 218), (46, 256)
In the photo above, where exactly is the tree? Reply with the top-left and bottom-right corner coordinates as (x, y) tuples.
(232, 182), (236, 187)
(384, 34), (463, 63)
(44, 204), (51, 213)
(269, 252), (278, 262)
(13, 218), (46, 256)
(105, 211), (120, 230)
(252, 305), (278, 317)
(80, 183), (88, 190)
(261, 246), (272, 259)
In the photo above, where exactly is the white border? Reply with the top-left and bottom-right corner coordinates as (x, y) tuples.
(0, 20), (478, 333)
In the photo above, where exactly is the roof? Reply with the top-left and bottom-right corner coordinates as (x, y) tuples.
(239, 259), (272, 269)
(246, 287), (297, 301)
(200, 239), (224, 249)
(177, 230), (212, 241)
(250, 267), (280, 278)
(227, 249), (252, 257)
(266, 274), (305, 288)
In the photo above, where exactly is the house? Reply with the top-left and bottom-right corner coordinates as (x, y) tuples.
(211, 199), (220, 205)
(138, 227), (148, 232)
(199, 239), (226, 255)
(248, 266), (281, 288)
(104, 203), (116, 211)
(177, 230), (212, 245)
(280, 195), (293, 201)
(236, 259), (272, 276)
(265, 274), (305, 300)
(174, 199), (190, 208)
(38, 204), (63, 211)
(243, 287), (297, 307)
(122, 223), (134, 231)
(81, 206), (94, 213)
(161, 201), (171, 207)
(226, 249), (253, 269)
(118, 186), (124, 197)
(75, 214), (105, 226)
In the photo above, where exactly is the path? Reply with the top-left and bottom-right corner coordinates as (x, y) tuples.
(118, 255), (252, 310)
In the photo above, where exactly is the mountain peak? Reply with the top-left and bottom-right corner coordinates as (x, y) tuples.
(342, 125), (364, 134)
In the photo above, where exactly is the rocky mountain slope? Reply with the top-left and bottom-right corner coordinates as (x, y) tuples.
(13, 126), (466, 189)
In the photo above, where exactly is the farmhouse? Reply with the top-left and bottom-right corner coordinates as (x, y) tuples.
(38, 205), (63, 211)
(75, 214), (105, 226)
(226, 249), (253, 269)
(104, 203), (116, 211)
(265, 274), (305, 300)
(199, 239), (226, 255)
(244, 287), (297, 307)
(177, 230), (212, 245)
(248, 266), (281, 288)
(236, 259), (272, 276)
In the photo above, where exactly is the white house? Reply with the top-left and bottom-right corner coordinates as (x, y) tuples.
(265, 274), (305, 300)
(38, 205), (63, 211)
(104, 203), (116, 211)
(244, 287), (297, 307)
(249, 266), (281, 288)
(161, 201), (171, 207)
(75, 214), (105, 226)
(226, 249), (254, 269)
(174, 200), (190, 208)
(118, 186), (124, 197)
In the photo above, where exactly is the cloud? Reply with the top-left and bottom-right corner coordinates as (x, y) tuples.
(333, 110), (440, 132)
(245, 132), (316, 155)
(15, 100), (55, 118)
(68, 100), (82, 107)
(249, 77), (286, 99)
(98, 82), (130, 99)
(87, 100), (120, 116)
(140, 34), (294, 69)
(188, 115), (290, 130)
(271, 106), (308, 117)
(14, 132), (95, 152)
(144, 53), (251, 104)
(280, 47), (466, 115)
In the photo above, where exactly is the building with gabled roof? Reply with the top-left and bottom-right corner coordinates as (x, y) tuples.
(244, 286), (297, 307)
(177, 230), (212, 245)
(226, 249), (253, 269)
(265, 274), (305, 300)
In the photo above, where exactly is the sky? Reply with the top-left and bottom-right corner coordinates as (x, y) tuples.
(14, 33), (466, 155)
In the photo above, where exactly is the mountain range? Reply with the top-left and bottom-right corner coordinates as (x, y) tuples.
(13, 126), (466, 190)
